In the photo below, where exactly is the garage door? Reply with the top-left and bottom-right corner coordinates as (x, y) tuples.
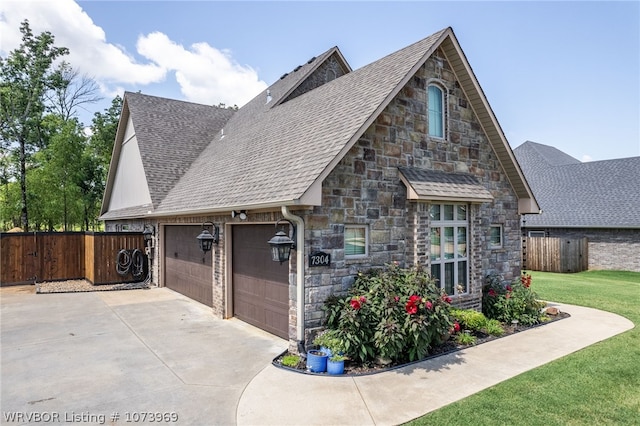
(165, 225), (213, 307)
(232, 225), (289, 339)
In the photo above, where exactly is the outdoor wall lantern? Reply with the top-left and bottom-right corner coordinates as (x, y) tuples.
(196, 221), (219, 254)
(268, 219), (296, 264)
(142, 224), (154, 246)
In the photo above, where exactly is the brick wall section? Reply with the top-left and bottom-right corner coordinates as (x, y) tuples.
(303, 48), (522, 331)
(542, 228), (640, 272)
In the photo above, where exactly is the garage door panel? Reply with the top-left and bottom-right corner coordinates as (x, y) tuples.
(165, 225), (213, 307)
(232, 225), (289, 339)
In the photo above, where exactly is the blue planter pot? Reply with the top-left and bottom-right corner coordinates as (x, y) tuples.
(321, 346), (333, 358)
(306, 350), (328, 373)
(327, 359), (345, 375)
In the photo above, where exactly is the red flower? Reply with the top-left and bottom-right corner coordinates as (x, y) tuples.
(488, 288), (497, 297)
(442, 295), (452, 304)
(405, 301), (418, 315)
(350, 299), (361, 310)
(425, 301), (433, 310)
(359, 296), (367, 304)
(394, 296), (400, 303)
(521, 274), (532, 288)
(506, 285), (512, 292)
(409, 295), (421, 303)
(453, 322), (461, 333)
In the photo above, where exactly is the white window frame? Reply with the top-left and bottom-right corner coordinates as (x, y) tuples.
(429, 204), (468, 296)
(344, 225), (368, 259)
(490, 225), (503, 249)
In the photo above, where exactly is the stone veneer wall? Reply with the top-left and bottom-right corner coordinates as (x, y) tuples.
(540, 228), (640, 272)
(284, 54), (349, 103)
(303, 48), (522, 334)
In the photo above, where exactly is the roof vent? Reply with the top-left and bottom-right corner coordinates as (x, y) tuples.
(293, 65), (302, 72)
(266, 90), (272, 104)
(307, 56), (316, 64)
(280, 73), (288, 80)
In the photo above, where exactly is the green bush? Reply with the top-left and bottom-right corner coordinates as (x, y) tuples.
(482, 273), (545, 326)
(450, 308), (488, 332)
(455, 331), (477, 345)
(281, 354), (301, 368)
(323, 264), (454, 364)
(483, 318), (505, 336)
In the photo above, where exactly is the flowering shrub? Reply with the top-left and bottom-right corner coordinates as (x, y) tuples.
(323, 264), (454, 364)
(482, 272), (545, 326)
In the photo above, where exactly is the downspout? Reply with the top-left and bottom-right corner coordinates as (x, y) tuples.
(281, 206), (305, 346)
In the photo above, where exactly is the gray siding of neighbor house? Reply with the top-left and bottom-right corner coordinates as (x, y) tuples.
(532, 228), (640, 272)
(302, 50), (522, 332)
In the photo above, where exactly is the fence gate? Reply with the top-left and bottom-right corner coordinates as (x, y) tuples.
(523, 237), (588, 273)
(1, 232), (145, 286)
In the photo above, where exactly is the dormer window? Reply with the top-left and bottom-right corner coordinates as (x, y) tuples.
(428, 84), (444, 138)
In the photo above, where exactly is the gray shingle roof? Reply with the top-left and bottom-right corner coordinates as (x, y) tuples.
(125, 93), (236, 208)
(514, 141), (640, 228)
(102, 27), (539, 220)
(155, 30), (448, 214)
(398, 167), (494, 202)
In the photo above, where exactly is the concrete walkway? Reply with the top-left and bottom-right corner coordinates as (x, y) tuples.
(1, 286), (633, 426)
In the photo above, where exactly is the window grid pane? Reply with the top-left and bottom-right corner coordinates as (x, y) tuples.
(429, 203), (469, 296)
(490, 226), (502, 247)
(428, 85), (444, 138)
(430, 228), (441, 260)
(345, 227), (366, 256)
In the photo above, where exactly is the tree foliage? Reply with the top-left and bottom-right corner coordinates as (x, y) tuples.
(0, 19), (69, 230)
(0, 20), (117, 231)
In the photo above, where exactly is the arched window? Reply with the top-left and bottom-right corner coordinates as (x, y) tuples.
(428, 84), (444, 138)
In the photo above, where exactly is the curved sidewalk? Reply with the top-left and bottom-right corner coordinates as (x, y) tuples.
(237, 302), (634, 426)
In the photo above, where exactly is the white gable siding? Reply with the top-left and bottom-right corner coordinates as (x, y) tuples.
(108, 118), (152, 211)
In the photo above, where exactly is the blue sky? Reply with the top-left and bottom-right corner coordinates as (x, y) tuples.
(1, 1), (638, 161)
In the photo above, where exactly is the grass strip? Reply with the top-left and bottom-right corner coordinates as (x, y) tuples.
(407, 270), (639, 426)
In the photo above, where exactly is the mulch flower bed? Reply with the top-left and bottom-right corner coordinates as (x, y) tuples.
(273, 309), (570, 376)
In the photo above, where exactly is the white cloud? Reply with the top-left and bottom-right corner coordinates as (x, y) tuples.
(0, 0), (266, 108)
(136, 32), (266, 106)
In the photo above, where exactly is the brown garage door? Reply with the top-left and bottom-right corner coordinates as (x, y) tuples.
(165, 225), (213, 307)
(232, 225), (289, 339)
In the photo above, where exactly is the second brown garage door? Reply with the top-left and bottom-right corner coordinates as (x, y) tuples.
(164, 225), (213, 307)
(232, 225), (289, 339)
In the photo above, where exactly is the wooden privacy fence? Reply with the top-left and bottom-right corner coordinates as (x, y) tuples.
(0, 232), (145, 286)
(523, 237), (588, 273)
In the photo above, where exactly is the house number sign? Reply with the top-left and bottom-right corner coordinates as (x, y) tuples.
(308, 251), (331, 267)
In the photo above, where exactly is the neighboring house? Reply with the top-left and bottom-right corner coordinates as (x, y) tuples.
(514, 141), (640, 272)
(100, 27), (539, 347)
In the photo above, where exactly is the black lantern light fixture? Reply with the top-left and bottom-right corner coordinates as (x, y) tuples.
(268, 219), (296, 264)
(142, 224), (154, 245)
(196, 221), (219, 254)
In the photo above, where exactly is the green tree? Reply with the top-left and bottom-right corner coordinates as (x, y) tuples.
(0, 20), (69, 230)
(34, 115), (85, 231)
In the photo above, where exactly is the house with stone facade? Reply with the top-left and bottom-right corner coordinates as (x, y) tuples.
(514, 141), (640, 272)
(100, 27), (539, 348)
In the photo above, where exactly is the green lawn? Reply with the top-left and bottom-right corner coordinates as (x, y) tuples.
(407, 270), (640, 426)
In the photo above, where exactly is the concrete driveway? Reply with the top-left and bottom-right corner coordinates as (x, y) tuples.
(1, 285), (634, 425)
(1, 286), (287, 425)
